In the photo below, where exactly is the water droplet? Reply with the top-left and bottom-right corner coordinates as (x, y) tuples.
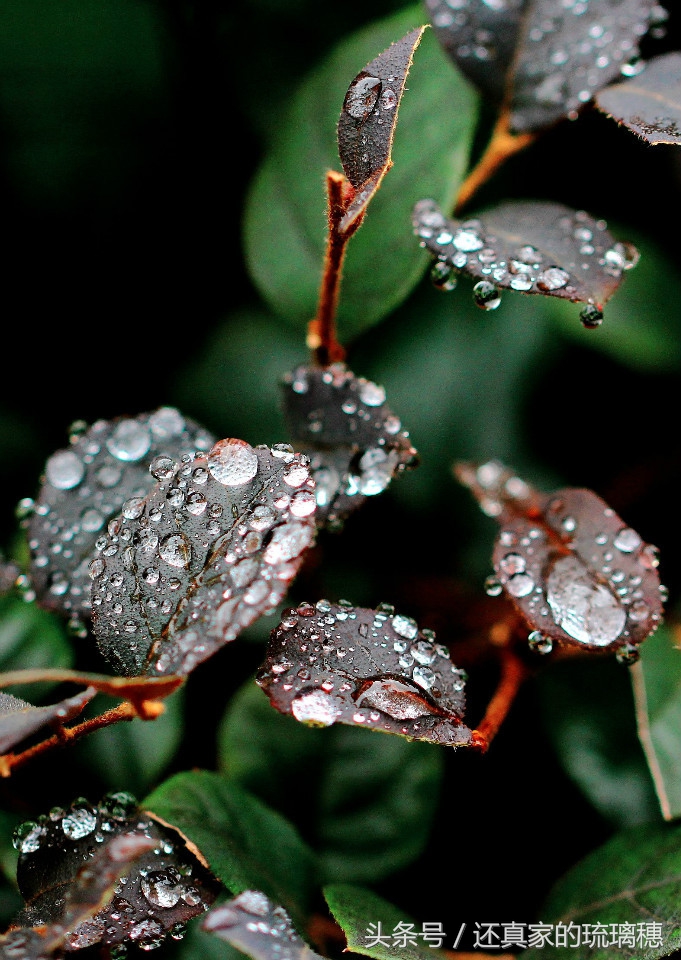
(613, 527), (642, 553)
(99, 791), (138, 819)
(528, 630), (553, 654)
(62, 800), (97, 839)
(358, 379), (386, 407)
(580, 304), (603, 328)
(290, 489), (316, 517)
(484, 575), (503, 597)
(356, 678), (438, 719)
(472, 280), (501, 310)
(537, 266), (570, 291)
(616, 642), (640, 664)
(208, 439), (259, 486)
(159, 533), (192, 569)
(344, 73), (381, 121)
(546, 555), (626, 646)
(430, 260), (458, 291)
(506, 573), (535, 598)
(413, 665), (436, 690)
(106, 420), (152, 462)
(392, 614), (418, 640)
(141, 872), (182, 909)
(46, 450), (85, 490)
(291, 690), (340, 726)
(12, 820), (44, 854)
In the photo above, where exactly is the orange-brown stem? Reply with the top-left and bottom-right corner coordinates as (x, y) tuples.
(308, 170), (352, 367)
(471, 646), (528, 753)
(455, 110), (536, 215)
(0, 700), (159, 777)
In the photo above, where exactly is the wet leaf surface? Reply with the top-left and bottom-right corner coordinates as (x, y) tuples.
(90, 440), (317, 677)
(0, 688), (94, 755)
(11, 792), (220, 953)
(256, 599), (472, 747)
(337, 26), (425, 231)
(144, 771), (317, 932)
(520, 820), (681, 960)
(203, 890), (325, 960)
(413, 199), (639, 315)
(280, 362), (418, 529)
(22, 407), (215, 620)
(456, 460), (666, 659)
(425, 0), (663, 133)
(595, 50), (681, 144)
(630, 624), (681, 821)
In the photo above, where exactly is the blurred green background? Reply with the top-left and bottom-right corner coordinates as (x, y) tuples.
(1, 0), (681, 949)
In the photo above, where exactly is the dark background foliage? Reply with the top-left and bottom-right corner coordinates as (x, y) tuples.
(2, 0), (681, 952)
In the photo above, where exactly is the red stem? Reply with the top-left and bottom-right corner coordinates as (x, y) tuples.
(471, 646), (528, 752)
(308, 170), (351, 366)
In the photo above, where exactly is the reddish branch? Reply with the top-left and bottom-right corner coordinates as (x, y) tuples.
(0, 700), (165, 777)
(471, 645), (529, 753)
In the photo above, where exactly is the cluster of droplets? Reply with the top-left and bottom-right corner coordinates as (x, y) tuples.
(343, 70), (399, 127)
(12, 792), (217, 952)
(257, 599), (471, 747)
(281, 363), (417, 528)
(465, 460), (667, 661)
(18, 407), (215, 622)
(88, 440), (317, 676)
(202, 889), (321, 960)
(414, 199), (639, 325)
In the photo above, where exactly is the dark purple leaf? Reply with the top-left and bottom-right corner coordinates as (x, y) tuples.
(256, 599), (473, 747)
(337, 26), (426, 230)
(425, 0), (664, 132)
(12, 792), (220, 953)
(280, 362), (418, 530)
(413, 198), (639, 315)
(22, 407), (216, 621)
(203, 890), (325, 960)
(90, 440), (317, 677)
(595, 50), (681, 144)
(0, 688), (94, 754)
(455, 460), (666, 661)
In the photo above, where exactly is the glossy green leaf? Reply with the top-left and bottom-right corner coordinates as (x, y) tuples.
(521, 821), (681, 960)
(144, 771), (317, 930)
(243, 5), (479, 341)
(0, 595), (72, 701)
(218, 680), (444, 884)
(76, 686), (186, 797)
(630, 623), (681, 821)
(324, 883), (451, 960)
(537, 657), (660, 828)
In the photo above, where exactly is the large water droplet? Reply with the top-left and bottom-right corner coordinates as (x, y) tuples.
(472, 280), (501, 310)
(141, 872), (182, 909)
(106, 420), (152, 462)
(62, 800), (98, 839)
(356, 678), (438, 719)
(208, 439), (259, 486)
(344, 74), (381, 121)
(291, 690), (341, 726)
(546, 555), (626, 646)
(580, 304), (603, 328)
(46, 450), (85, 490)
(159, 533), (192, 569)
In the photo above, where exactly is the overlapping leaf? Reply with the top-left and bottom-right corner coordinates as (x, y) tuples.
(90, 440), (317, 677)
(22, 407), (215, 619)
(280, 362), (418, 529)
(0, 688), (94, 755)
(413, 199), (639, 317)
(203, 890), (325, 960)
(0, 832), (156, 960)
(425, 0), (665, 132)
(337, 26), (426, 231)
(10, 792), (220, 953)
(595, 50), (681, 144)
(256, 599), (472, 747)
(456, 460), (666, 659)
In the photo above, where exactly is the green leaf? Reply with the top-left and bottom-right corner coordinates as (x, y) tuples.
(144, 770), (317, 930)
(544, 226), (681, 372)
(168, 910), (244, 960)
(324, 883), (451, 960)
(537, 656), (660, 829)
(76, 686), (186, 797)
(0, 594), (72, 701)
(630, 623), (681, 821)
(218, 680), (444, 884)
(243, 5), (479, 341)
(521, 821), (681, 960)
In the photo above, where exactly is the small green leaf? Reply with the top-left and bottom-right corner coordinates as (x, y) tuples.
(630, 623), (681, 821)
(144, 771), (317, 930)
(324, 883), (451, 960)
(243, 5), (479, 341)
(537, 656), (660, 828)
(218, 680), (444, 884)
(0, 595), (72, 701)
(521, 821), (681, 960)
